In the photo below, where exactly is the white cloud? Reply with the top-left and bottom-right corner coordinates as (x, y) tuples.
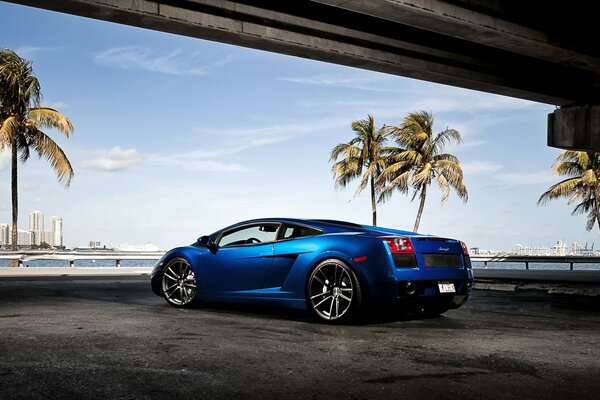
(461, 161), (503, 175)
(44, 101), (69, 110)
(494, 170), (556, 187)
(14, 46), (63, 58)
(283, 73), (541, 113)
(82, 146), (144, 172)
(149, 157), (247, 173)
(93, 46), (234, 75)
(0, 150), (10, 171)
(279, 74), (395, 92)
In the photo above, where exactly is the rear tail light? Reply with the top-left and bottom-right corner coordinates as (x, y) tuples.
(381, 237), (414, 254)
(460, 241), (469, 255)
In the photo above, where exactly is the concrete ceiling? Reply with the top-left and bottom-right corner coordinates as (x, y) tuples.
(6, 0), (600, 106)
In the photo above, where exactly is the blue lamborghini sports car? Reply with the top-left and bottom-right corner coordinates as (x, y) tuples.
(151, 218), (473, 322)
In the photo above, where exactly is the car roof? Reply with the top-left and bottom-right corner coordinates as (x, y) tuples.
(221, 218), (417, 236)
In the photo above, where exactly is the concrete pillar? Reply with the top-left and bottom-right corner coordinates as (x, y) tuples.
(548, 105), (600, 150)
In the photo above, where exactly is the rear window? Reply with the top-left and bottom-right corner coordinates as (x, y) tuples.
(280, 225), (322, 240)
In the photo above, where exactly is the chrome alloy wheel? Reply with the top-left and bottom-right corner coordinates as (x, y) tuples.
(161, 258), (197, 307)
(308, 260), (356, 321)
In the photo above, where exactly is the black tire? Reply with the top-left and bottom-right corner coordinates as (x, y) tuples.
(160, 257), (198, 308)
(307, 259), (362, 322)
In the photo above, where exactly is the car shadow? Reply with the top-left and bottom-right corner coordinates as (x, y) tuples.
(187, 300), (446, 325)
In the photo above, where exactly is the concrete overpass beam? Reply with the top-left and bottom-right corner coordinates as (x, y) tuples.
(548, 105), (600, 150)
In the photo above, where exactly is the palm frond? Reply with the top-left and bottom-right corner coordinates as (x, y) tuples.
(331, 157), (362, 189)
(554, 161), (585, 177)
(28, 128), (74, 187)
(28, 107), (73, 137)
(433, 153), (459, 164)
(432, 128), (462, 152)
(378, 169), (413, 202)
(0, 116), (19, 145)
(538, 177), (582, 205)
(436, 173), (450, 205)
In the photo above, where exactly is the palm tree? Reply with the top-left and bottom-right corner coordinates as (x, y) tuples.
(330, 115), (390, 226)
(538, 151), (600, 232)
(0, 48), (74, 252)
(379, 110), (467, 232)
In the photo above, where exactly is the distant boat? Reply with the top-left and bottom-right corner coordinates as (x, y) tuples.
(113, 243), (161, 252)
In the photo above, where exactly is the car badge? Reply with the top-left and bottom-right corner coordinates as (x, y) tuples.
(438, 247), (450, 251)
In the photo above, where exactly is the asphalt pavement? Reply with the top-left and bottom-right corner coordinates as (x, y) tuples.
(0, 276), (598, 399)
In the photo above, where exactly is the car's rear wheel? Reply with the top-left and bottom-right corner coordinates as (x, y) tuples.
(161, 257), (198, 308)
(307, 259), (361, 322)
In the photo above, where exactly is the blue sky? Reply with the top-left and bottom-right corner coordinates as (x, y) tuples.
(0, 2), (594, 250)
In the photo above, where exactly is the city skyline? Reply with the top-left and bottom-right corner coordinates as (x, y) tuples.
(1, 3), (598, 250)
(0, 210), (63, 248)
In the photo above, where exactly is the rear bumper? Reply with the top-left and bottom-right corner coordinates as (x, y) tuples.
(394, 278), (472, 308)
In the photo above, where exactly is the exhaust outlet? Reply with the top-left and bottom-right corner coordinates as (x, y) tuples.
(405, 281), (417, 296)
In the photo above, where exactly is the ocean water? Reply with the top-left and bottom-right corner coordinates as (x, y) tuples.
(1, 259), (598, 270)
(471, 261), (600, 271)
(0, 259), (158, 268)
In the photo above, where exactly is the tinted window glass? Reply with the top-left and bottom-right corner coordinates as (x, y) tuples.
(281, 225), (321, 240)
(219, 224), (279, 246)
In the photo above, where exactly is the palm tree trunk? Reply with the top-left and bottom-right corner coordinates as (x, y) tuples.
(595, 192), (600, 232)
(413, 185), (427, 232)
(370, 176), (377, 226)
(11, 141), (18, 262)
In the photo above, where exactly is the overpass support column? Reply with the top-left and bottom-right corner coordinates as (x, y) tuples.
(548, 105), (600, 150)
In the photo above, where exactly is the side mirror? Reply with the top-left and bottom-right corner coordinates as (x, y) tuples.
(197, 235), (217, 253)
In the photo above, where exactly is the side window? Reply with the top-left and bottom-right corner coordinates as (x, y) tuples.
(219, 224), (279, 246)
(280, 225), (322, 240)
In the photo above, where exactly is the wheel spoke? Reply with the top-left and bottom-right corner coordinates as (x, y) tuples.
(311, 291), (329, 300)
(164, 270), (178, 281)
(335, 297), (339, 318)
(165, 285), (178, 296)
(181, 263), (190, 276)
(313, 275), (326, 286)
(318, 268), (331, 284)
(339, 293), (352, 302)
(165, 283), (177, 292)
(338, 270), (347, 286)
(333, 265), (338, 287)
(327, 297), (335, 318)
(314, 295), (333, 308)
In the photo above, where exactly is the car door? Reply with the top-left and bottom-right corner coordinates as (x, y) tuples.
(198, 223), (279, 299)
(261, 224), (323, 297)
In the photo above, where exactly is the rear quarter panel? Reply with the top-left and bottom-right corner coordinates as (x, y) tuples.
(271, 233), (396, 304)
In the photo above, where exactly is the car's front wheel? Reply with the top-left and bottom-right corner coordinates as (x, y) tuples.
(307, 259), (361, 322)
(161, 257), (198, 308)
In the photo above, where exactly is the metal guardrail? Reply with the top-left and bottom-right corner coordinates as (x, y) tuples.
(1, 251), (598, 270)
(0, 251), (165, 268)
(470, 255), (600, 271)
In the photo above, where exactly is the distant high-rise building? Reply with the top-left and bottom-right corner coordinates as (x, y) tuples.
(51, 217), (63, 247)
(29, 211), (44, 231)
(29, 211), (44, 245)
(514, 243), (523, 255)
(0, 211), (63, 248)
(8, 229), (32, 247)
(0, 224), (8, 246)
